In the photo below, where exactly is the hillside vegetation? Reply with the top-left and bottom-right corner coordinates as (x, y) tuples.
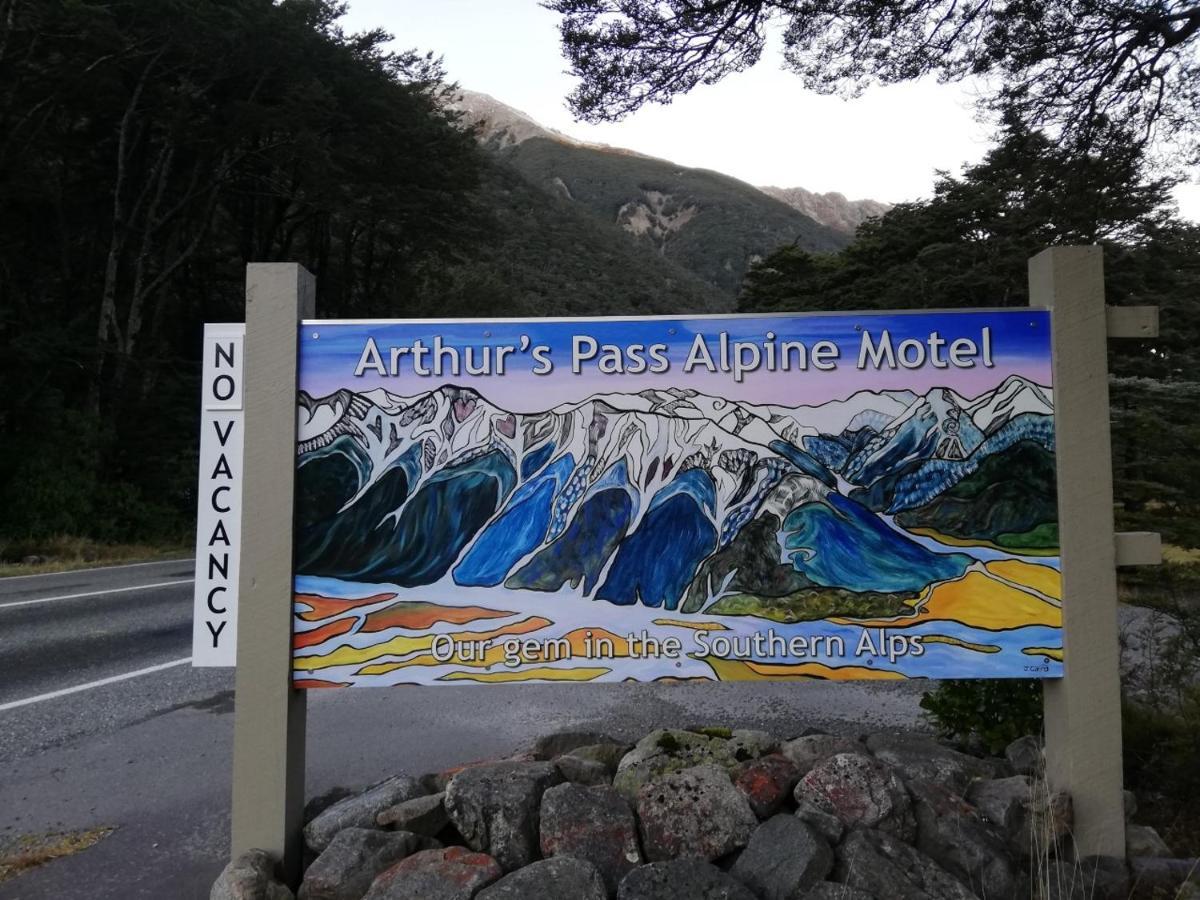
(497, 137), (846, 296)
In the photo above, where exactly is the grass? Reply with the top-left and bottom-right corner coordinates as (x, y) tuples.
(0, 827), (114, 883)
(0, 535), (189, 577)
(1164, 545), (1200, 565)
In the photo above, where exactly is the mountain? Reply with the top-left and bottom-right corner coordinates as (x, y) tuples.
(449, 90), (852, 297)
(842, 387), (985, 489)
(759, 186), (892, 238)
(968, 374), (1054, 435)
(292, 381), (1033, 613)
(783, 375), (1059, 545)
(894, 441), (1059, 549)
(451, 160), (731, 316)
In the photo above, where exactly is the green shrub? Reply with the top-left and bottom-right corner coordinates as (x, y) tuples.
(919, 679), (1044, 755)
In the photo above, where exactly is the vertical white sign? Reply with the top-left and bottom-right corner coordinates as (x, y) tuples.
(193, 323), (245, 666)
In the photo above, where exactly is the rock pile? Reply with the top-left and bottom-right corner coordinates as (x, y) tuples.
(212, 726), (1192, 900)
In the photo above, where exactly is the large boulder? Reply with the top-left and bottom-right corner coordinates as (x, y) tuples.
(444, 760), (563, 872)
(560, 742), (631, 772)
(554, 742), (631, 786)
(794, 797), (845, 845)
(795, 753), (916, 842)
(613, 729), (770, 800)
(1039, 860), (1086, 900)
(1075, 856), (1130, 900)
(210, 849), (293, 900)
(725, 728), (781, 759)
(781, 735), (864, 777)
(964, 776), (1034, 856)
(802, 885), (878, 900)
(835, 828), (978, 900)
(476, 857), (608, 900)
(864, 732), (995, 794)
(635, 764), (758, 862)
(540, 782), (643, 896)
(533, 730), (621, 761)
(299, 829), (438, 900)
(729, 815), (834, 900)
(617, 859), (756, 900)
(1003, 736), (1042, 777)
(555, 755), (612, 786)
(1126, 823), (1172, 857)
(907, 779), (1016, 899)
(305, 776), (425, 852)
(1130, 857), (1200, 896)
(362, 846), (502, 900)
(377, 793), (449, 837)
(733, 754), (801, 820)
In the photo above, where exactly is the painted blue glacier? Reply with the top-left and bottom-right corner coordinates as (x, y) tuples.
(453, 453), (575, 586)
(783, 493), (971, 593)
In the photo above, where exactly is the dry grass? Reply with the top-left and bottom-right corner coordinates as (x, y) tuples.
(0, 827), (115, 883)
(0, 536), (188, 577)
(1163, 544), (1200, 565)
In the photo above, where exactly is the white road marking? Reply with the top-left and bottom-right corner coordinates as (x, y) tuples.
(0, 557), (192, 581)
(0, 579), (194, 610)
(0, 657), (193, 712)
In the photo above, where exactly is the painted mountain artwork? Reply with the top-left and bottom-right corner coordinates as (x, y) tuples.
(292, 312), (1061, 686)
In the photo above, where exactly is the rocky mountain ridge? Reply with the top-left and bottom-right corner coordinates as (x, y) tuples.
(447, 90), (878, 296)
(450, 90), (888, 239)
(759, 186), (892, 236)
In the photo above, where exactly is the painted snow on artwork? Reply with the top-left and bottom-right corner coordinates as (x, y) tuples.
(292, 354), (1062, 686)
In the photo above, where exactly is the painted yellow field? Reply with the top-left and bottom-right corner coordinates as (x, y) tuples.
(836, 569), (1061, 632)
(652, 618), (727, 631)
(919, 634), (1001, 653)
(702, 656), (906, 681)
(439, 666), (611, 683)
(1023, 646), (1064, 661)
(985, 559), (1061, 600)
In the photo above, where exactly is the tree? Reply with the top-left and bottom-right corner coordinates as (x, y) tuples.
(548, 0), (1200, 161)
(0, 0), (484, 542)
(739, 120), (1200, 545)
(742, 116), (1180, 311)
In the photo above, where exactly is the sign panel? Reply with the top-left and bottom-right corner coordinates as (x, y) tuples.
(292, 311), (1061, 686)
(192, 323), (245, 666)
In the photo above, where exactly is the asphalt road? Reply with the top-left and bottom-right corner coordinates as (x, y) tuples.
(0, 560), (928, 899)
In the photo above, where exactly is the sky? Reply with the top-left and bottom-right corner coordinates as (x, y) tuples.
(299, 311), (1052, 411)
(341, 0), (1200, 219)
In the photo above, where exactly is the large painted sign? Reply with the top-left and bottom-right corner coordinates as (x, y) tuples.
(291, 311), (1061, 686)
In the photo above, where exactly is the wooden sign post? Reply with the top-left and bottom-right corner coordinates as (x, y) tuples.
(1031, 245), (1160, 858)
(230, 263), (313, 882)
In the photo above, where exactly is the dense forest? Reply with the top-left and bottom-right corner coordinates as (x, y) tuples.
(1, 0), (1198, 556)
(0, 0), (724, 546)
(740, 118), (1200, 548)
